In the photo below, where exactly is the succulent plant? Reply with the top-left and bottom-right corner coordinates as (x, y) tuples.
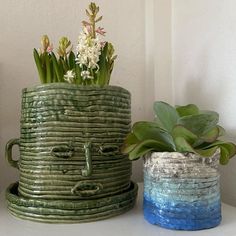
(122, 101), (236, 165)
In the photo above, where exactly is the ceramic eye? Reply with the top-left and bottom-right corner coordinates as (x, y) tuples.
(99, 145), (119, 156)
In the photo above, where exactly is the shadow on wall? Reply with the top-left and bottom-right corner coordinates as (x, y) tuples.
(0, 63), (21, 192)
(178, 47), (236, 207)
(182, 47), (236, 139)
(220, 156), (236, 207)
(132, 159), (143, 182)
(185, 78), (236, 207)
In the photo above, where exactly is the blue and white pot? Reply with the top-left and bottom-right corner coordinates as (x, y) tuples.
(143, 152), (221, 230)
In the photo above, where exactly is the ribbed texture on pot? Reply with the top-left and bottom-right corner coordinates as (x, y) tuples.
(6, 182), (138, 223)
(19, 83), (132, 200)
(143, 152), (221, 230)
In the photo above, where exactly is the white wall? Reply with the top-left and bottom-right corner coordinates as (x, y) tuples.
(172, 0), (236, 206)
(2, 0), (236, 207)
(145, 0), (173, 104)
(0, 0), (149, 192)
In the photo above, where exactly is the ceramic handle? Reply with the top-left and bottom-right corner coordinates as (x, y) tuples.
(81, 142), (93, 177)
(5, 138), (20, 169)
(71, 181), (103, 197)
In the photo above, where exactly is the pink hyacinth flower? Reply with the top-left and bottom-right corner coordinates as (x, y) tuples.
(96, 27), (106, 36)
(100, 41), (106, 47)
(46, 44), (53, 53)
(85, 25), (92, 35)
(82, 20), (91, 26)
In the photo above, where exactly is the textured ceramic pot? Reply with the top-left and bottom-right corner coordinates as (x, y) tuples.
(5, 83), (132, 200)
(6, 181), (138, 223)
(143, 152), (221, 230)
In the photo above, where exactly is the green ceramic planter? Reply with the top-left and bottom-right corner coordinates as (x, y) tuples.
(6, 181), (138, 223)
(5, 83), (133, 200)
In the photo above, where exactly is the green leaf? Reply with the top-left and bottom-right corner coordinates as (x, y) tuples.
(202, 140), (234, 151)
(124, 132), (139, 145)
(45, 53), (52, 83)
(59, 57), (69, 74)
(51, 59), (56, 82)
(128, 139), (172, 160)
(128, 146), (154, 160)
(176, 104), (199, 117)
(68, 51), (76, 70)
(95, 15), (103, 22)
(177, 111), (219, 136)
(195, 146), (218, 157)
(174, 136), (218, 157)
(153, 101), (179, 133)
(154, 117), (165, 129)
(218, 125), (225, 137)
(222, 143), (236, 158)
(75, 64), (82, 85)
(132, 121), (175, 150)
(200, 126), (219, 143)
(172, 125), (198, 145)
(58, 59), (65, 82)
(208, 142), (236, 164)
(197, 141), (236, 162)
(51, 52), (63, 82)
(122, 143), (138, 154)
(220, 146), (230, 165)
(218, 142), (236, 159)
(121, 133), (139, 154)
(33, 49), (46, 83)
(86, 9), (91, 17)
(97, 42), (109, 86)
(174, 136), (195, 153)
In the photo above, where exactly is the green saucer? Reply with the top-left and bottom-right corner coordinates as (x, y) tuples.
(6, 181), (138, 223)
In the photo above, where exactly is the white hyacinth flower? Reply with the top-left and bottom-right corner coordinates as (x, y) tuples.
(64, 70), (75, 83)
(75, 27), (102, 72)
(81, 70), (93, 80)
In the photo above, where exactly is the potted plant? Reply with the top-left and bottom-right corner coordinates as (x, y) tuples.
(5, 2), (137, 223)
(122, 101), (236, 230)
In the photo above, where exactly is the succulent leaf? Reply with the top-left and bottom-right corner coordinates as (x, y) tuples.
(121, 133), (139, 154)
(176, 104), (199, 117)
(128, 146), (154, 160)
(132, 121), (175, 150)
(204, 141), (236, 158)
(123, 101), (235, 165)
(177, 111), (219, 136)
(195, 146), (218, 157)
(174, 136), (195, 153)
(124, 132), (139, 145)
(174, 137), (219, 157)
(153, 101), (179, 133)
(219, 146), (230, 165)
(172, 125), (198, 145)
(122, 143), (138, 154)
(222, 143), (236, 158)
(128, 139), (173, 160)
(200, 126), (219, 143)
(218, 125), (226, 137)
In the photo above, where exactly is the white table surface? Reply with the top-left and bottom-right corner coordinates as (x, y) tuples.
(1, 183), (236, 236)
